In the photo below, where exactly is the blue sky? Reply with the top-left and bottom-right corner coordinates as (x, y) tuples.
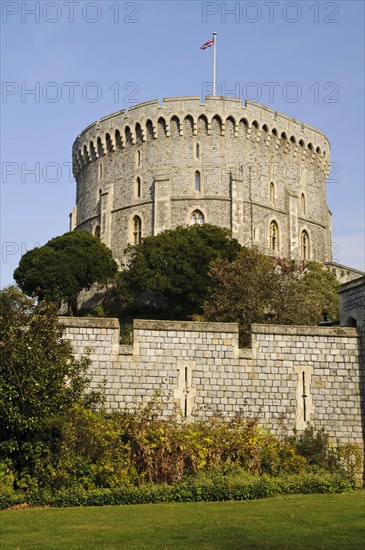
(1, 0), (364, 286)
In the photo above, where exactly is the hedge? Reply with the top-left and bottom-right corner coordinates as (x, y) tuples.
(1, 471), (353, 509)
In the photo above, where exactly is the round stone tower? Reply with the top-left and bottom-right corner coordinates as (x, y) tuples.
(71, 96), (332, 266)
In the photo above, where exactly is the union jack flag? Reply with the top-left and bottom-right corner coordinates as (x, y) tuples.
(200, 37), (214, 50)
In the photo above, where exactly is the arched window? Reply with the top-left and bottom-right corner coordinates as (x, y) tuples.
(195, 143), (200, 159)
(97, 137), (103, 157)
(105, 133), (112, 153)
(191, 210), (204, 225)
(89, 141), (96, 161)
(133, 216), (142, 245)
(301, 230), (309, 260)
(115, 129), (122, 149)
(301, 193), (306, 214)
(195, 170), (201, 192)
(270, 221), (279, 252)
(135, 123), (143, 143)
(146, 120), (154, 140)
(94, 225), (101, 239)
(270, 182), (275, 204)
(125, 126), (132, 146)
(136, 177), (141, 199)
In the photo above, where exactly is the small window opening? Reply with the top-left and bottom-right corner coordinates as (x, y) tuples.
(133, 216), (142, 245)
(191, 210), (204, 225)
(195, 171), (201, 192)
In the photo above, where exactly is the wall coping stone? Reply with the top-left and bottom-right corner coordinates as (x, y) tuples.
(252, 324), (358, 337)
(338, 275), (365, 294)
(59, 317), (120, 329)
(133, 320), (239, 333)
(58, 317), (359, 339)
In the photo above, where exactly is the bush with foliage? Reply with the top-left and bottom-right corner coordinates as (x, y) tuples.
(118, 224), (241, 319)
(14, 231), (118, 315)
(0, 392), (361, 508)
(0, 294), (100, 478)
(203, 249), (339, 345)
(0, 469), (353, 509)
(6, 399), (360, 494)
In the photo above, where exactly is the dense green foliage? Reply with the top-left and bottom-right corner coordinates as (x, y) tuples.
(203, 249), (339, 344)
(14, 231), (117, 314)
(0, 296), (99, 474)
(116, 225), (338, 338)
(0, 397), (360, 509)
(0, 285), (34, 309)
(0, 471), (353, 510)
(118, 224), (241, 319)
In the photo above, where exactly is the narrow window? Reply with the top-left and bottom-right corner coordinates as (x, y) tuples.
(270, 182), (275, 204)
(270, 221), (279, 252)
(301, 230), (309, 260)
(302, 371), (307, 422)
(195, 143), (200, 159)
(191, 210), (204, 225)
(294, 365), (313, 430)
(98, 188), (102, 214)
(301, 193), (306, 214)
(133, 216), (142, 245)
(195, 170), (201, 192)
(94, 225), (101, 239)
(184, 367), (188, 418)
(99, 163), (103, 179)
(136, 177), (141, 199)
(137, 150), (141, 166)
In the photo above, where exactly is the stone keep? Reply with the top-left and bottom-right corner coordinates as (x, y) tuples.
(71, 96), (333, 265)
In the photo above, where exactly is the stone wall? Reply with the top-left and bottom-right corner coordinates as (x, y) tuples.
(325, 263), (365, 285)
(339, 276), (365, 329)
(60, 318), (363, 446)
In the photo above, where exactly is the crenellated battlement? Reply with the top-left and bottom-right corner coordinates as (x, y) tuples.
(72, 96), (330, 178)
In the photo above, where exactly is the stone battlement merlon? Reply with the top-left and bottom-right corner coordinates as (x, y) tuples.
(72, 96), (330, 177)
(73, 96), (329, 149)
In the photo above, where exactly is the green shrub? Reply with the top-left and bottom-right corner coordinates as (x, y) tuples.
(1, 399), (360, 502)
(290, 425), (339, 469)
(32, 406), (132, 490)
(10, 470), (351, 509)
(0, 460), (14, 492)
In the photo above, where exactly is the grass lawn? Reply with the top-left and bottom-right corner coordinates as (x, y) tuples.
(1, 492), (364, 549)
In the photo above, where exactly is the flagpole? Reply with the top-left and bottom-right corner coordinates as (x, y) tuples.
(213, 32), (217, 96)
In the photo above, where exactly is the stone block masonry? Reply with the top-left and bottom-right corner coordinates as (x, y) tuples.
(59, 317), (364, 449)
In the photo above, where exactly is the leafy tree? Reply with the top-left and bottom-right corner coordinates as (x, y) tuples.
(203, 249), (339, 345)
(0, 285), (34, 309)
(297, 260), (340, 322)
(14, 231), (118, 315)
(0, 297), (99, 470)
(119, 224), (241, 319)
